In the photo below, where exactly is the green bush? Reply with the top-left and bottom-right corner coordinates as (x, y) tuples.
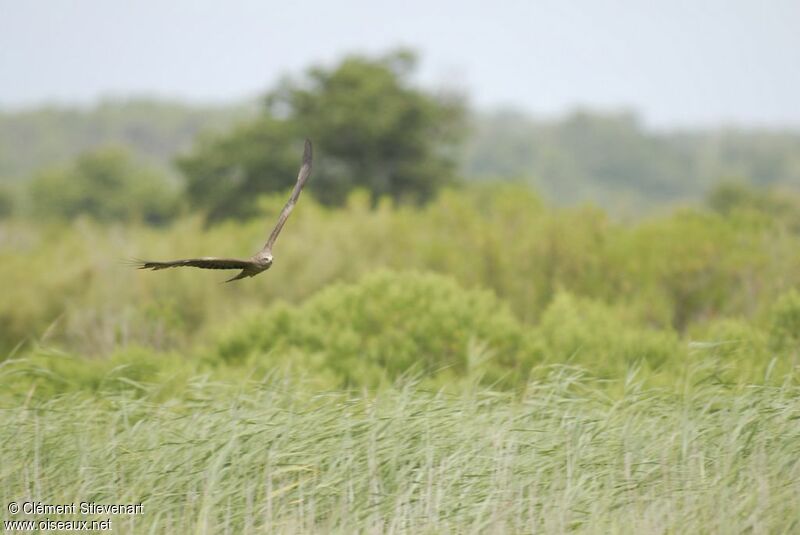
(685, 317), (789, 383)
(212, 271), (537, 387)
(0, 346), (199, 399)
(768, 290), (800, 354)
(532, 292), (683, 377)
(694, 318), (768, 361)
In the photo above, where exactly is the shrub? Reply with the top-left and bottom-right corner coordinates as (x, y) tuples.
(685, 317), (800, 384)
(693, 318), (768, 362)
(0, 346), (198, 399)
(212, 271), (537, 387)
(532, 292), (683, 377)
(768, 289), (800, 354)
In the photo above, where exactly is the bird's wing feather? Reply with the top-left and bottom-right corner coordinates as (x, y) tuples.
(137, 257), (253, 271)
(261, 139), (313, 253)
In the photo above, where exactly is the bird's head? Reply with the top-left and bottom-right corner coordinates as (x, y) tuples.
(256, 253), (273, 267)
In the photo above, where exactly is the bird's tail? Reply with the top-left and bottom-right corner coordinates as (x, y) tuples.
(122, 258), (166, 270)
(224, 270), (249, 283)
(138, 261), (172, 271)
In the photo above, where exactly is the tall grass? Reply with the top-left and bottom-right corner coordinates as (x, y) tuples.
(2, 371), (799, 533)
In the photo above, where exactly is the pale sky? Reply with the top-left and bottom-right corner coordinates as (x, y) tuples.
(1, 0), (798, 128)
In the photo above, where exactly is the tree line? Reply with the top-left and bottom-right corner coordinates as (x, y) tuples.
(1, 49), (800, 222)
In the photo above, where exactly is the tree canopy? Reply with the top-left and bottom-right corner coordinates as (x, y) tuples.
(177, 50), (465, 221)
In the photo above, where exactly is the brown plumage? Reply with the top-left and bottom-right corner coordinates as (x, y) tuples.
(136, 139), (312, 282)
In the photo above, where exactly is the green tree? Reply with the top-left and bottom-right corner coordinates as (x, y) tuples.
(29, 147), (178, 224)
(177, 118), (298, 222)
(178, 49), (465, 220)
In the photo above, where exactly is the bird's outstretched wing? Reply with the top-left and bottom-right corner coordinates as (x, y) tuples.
(136, 257), (254, 271)
(261, 138), (313, 253)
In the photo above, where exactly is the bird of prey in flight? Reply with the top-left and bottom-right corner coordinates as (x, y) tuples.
(136, 139), (312, 282)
